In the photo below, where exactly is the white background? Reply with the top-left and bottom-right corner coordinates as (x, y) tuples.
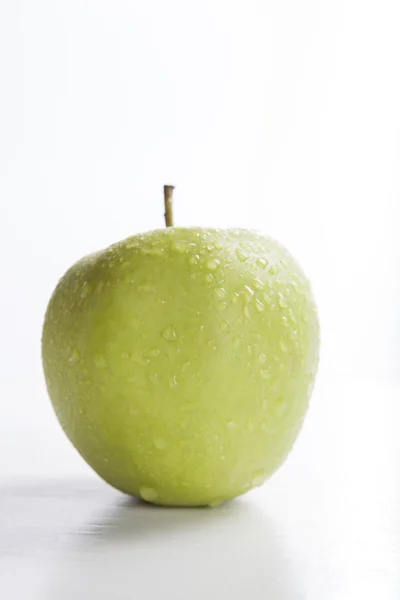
(0, 0), (399, 467)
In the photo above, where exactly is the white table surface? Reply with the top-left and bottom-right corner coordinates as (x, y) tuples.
(1, 379), (399, 599)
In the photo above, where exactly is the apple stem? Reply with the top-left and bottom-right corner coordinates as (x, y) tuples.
(164, 185), (175, 227)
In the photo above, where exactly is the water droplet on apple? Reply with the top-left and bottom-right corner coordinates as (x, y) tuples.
(172, 241), (187, 253)
(94, 355), (107, 369)
(209, 499), (224, 508)
(232, 336), (241, 348)
(262, 293), (272, 307)
(274, 396), (288, 417)
(269, 265), (278, 275)
(220, 320), (229, 331)
(153, 437), (166, 449)
(162, 325), (177, 341)
(150, 372), (159, 384)
(227, 420), (236, 429)
(281, 316), (289, 328)
(236, 249), (249, 262)
(80, 282), (91, 298)
(189, 254), (200, 266)
(254, 299), (265, 312)
(169, 374), (178, 388)
(252, 469), (265, 487)
(68, 348), (80, 363)
(215, 287), (226, 298)
(206, 258), (219, 270)
(149, 247), (164, 257)
(252, 279), (264, 290)
(205, 273), (214, 283)
(181, 361), (191, 373)
(145, 348), (160, 358)
(277, 293), (287, 308)
(279, 340), (288, 352)
(244, 285), (255, 296)
(256, 257), (268, 269)
(260, 369), (271, 379)
(138, 283), (153, 293)
(259, 353), (267, 364)
(218, 301), (227, 311)
(140, 486), (158, 502)
(288, 309), (297, 324)
(262, 422), (275, 433)
(131, 351), (150, 365)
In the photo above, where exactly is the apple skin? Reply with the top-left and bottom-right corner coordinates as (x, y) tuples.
(42, 228), (319, 506)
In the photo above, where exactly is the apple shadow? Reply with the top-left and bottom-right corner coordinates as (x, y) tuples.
(2, 479), (301, 599)
(49, 489), (300, 599)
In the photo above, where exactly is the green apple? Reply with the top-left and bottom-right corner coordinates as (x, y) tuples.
(42, 221), (319, 506)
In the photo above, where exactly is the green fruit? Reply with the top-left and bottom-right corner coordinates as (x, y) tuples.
(42, 227), (319, 506)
